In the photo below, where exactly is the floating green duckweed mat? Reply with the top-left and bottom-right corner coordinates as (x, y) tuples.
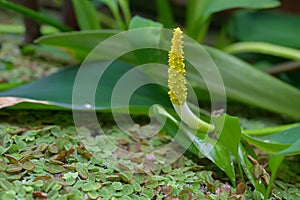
(0, 110), (299, 200)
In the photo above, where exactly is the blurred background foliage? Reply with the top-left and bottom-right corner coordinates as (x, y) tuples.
(1, 1), (300, 198)
(1, 0), (300, 118)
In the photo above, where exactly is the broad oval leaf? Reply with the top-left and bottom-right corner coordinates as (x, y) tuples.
(36, 30), (300, 119)
(0, 61), (171, 113)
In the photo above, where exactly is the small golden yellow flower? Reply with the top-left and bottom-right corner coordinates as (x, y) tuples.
(168, 27), (187, 105)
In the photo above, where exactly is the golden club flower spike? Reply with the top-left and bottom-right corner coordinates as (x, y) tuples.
(168, 27), (187, 105)
(168, 27), (214, 132)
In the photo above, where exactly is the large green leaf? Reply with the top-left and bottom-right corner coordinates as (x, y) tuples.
(242, 125), (300, 154)
(203, 46), (300, 119)
(243, 123), (300, 136)
(155, 0), (174, 28)
(128, 16), (163, 64)
(151, 105), (236, 185)
(72, 0), (101, 30)
(241, 133), (289, 154)
(227, 10), (300, 88)
(258, 125), (300, 144)
(228, 10), (300, 49)
(276, 139), (300, 156)
(35, 30), (120, 61)
(185, 0), (280, 40)
(36, 31), (300, 119)
(0, 61), (171, 113)
(202, 0), (279, 17)
(213, 114), (241, 159)
(212, 114), (243, 187)
(269, 125), (300, 156)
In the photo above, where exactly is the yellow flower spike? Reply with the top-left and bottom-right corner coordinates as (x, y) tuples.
(168, 27), (187, 105)
(167, 27), (214, 133)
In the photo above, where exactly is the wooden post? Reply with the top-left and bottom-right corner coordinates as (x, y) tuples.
(20, 0), (41, 43)
(61, 0), (79, 30)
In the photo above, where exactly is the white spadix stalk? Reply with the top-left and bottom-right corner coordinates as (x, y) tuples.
(168, 28), (214, 133)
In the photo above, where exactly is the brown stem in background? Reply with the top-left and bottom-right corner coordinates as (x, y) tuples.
(61, 0), (79, 30)
(20, 0), (41, 43)
(265, 61), (300, 75)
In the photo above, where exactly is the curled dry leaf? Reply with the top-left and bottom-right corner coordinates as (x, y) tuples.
(236, 182), (247, 195)
(0, 97), (50, 109)
(4, 154), (19, 164)
(33, 191), (48, 198)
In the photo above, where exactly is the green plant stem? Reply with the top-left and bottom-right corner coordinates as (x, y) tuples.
(173, 103), (214, 133)
(72, 0), (101, 30)
(237, 161), (244, 182)
(194, 17), (211, 43)
(111, 9), (126, 30)
(0, 83), (22, 91)
(215, 23), (231, 49)
(101, 0), (126, 30)
(223, 42), (300, 60)
(118, 0), (131, 28)
(0, 0), (71, 32)
(0, 24), (24, 34)
(98, 12), (117, 28)
(243, 123), (300, 136)
(155, 0), (174, 28)
(264, 155), (284, 200)
(0, 24), (59, 34)
(185, 0), (210, 42)
(185, 0), (197, 34)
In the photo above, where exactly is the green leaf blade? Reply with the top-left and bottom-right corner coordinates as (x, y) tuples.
(204, 0), (280, 17)
(0, 61), (171, 113)
(204, 46), (300, 119)
(155, 0), (174, 28)
(275, 139), (300, 156)
(238, 144), (267, 195)
(241, 133), (289, 154)
(213, 114), (241, 158)
(152, 106), (236, 185)
(228, 10), (300, 49)
(72, 0), (101, 30)
(37, 31), (300, 119)
(35, 30), (120, 61)
(242, 125), (300, 154)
